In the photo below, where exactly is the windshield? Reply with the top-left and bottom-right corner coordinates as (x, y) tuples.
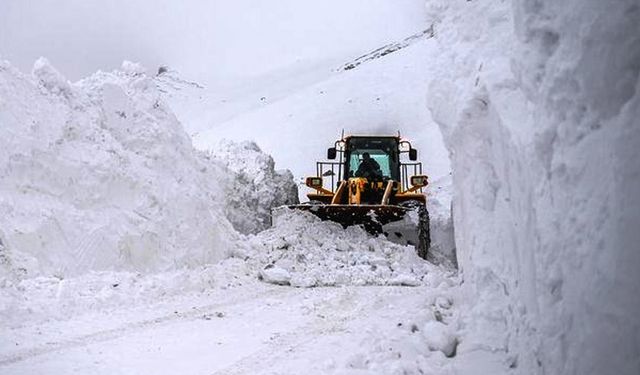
(345, 138), (398, 180)
(348, 149), (391, 177)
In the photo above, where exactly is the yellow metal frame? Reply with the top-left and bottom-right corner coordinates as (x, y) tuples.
(331, 181), (347, 204)
(307, 177), (427, 205)
(305, 133), (428, 205)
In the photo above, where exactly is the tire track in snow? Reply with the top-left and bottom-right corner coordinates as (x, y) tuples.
(211, 287), (412, 375)
(0, 286), (290, 367)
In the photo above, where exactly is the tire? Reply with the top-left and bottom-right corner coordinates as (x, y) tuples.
(417, 205), (431, 260)
(400, 201), (431, 260)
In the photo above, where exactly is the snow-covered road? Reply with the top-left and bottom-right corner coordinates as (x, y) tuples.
(1, 284), (460, 374)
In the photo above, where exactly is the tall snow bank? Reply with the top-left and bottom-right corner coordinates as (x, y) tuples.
(425, 1), (640, 374)
(206, 140), (299, 234)
(0, 59), (247, 279)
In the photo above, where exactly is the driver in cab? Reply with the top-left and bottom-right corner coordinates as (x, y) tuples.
(355, 152), (382, 178)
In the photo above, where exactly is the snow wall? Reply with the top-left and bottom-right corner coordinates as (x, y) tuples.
(0, 59), (297, 280)
(207, 140), (299, 235)
(426, 1), (640, 374)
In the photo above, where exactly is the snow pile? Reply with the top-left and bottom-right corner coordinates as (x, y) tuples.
(241, 208), (452, 288)
(206, 139), (299, 234)
(425, 1), (640, 374)
(0, 59), (292, 281)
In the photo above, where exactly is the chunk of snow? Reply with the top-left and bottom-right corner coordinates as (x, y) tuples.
(422, 320), (457, 358)
(259, 265), (291, 286)
(121, 60), (146, 76)
(388, 274), (421, 287)
(32, 57), (72, 98)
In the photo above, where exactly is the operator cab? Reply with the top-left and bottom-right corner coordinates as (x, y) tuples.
(345, 137), (399, 181)
(321, 134), (422, 196)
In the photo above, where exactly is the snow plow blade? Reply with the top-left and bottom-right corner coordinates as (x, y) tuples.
(289, 204), (407, 233)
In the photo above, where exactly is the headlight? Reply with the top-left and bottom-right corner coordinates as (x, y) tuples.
(410, 175), (428, 187)
(305, 177), (323, 188)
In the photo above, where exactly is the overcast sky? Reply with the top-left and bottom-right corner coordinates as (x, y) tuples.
(0, 0), (427, 83)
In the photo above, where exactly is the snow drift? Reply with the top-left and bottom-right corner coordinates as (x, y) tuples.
(0, 59), (296, 280)
(425, 1), (640, 374)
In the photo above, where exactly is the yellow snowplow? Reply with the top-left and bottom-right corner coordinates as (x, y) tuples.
(290, 134), (430, 258)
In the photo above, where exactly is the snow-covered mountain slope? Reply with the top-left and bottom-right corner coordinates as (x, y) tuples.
(186, 32), (451, 195)
(424, 1), (640, 374)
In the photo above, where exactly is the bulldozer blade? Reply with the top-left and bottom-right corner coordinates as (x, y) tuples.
(288, 204), (408, 234)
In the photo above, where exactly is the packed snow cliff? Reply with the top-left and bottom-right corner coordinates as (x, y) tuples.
(207, 139), (298, 234)
(424, 1), (640, 375)
(0, 59), (297, 281)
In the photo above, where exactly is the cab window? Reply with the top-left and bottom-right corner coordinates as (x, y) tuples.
(348, 149), (391, 177)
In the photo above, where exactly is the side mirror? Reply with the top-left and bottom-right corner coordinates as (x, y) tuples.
(410, 175), (428, 187)
(409, 148), (418, 161)
(327, 147), (337, 160)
